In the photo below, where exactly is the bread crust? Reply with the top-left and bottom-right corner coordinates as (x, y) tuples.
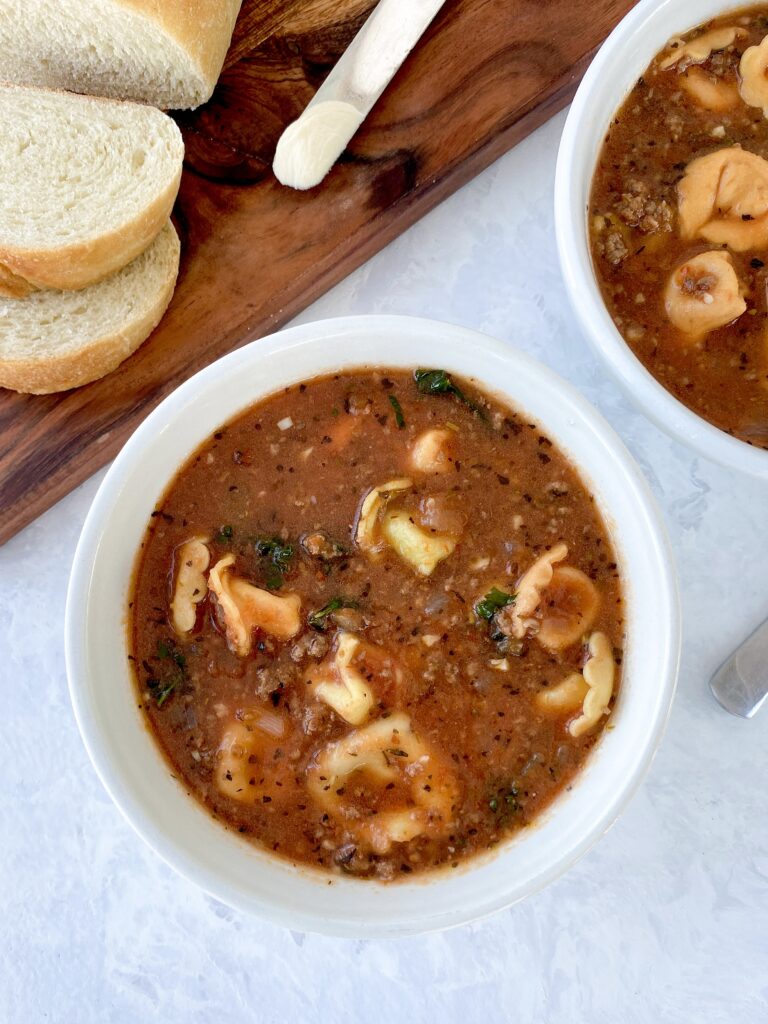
(0, 168), (181, 295)
(120, 1), (242, 96)
(0, 223), (180, 394)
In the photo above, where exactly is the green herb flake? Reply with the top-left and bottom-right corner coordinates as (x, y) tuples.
(156, 682), (177, 707)
(308, 596), (358, 631)
(488, 784), (520, 820)
(474, 587), (515, 621)
(153, 639), (186, 707)
(385, 748), (408, 758)
(388, 394), (406, 429)
(414, 368), (487, 420)
(157, 639), (172, 659)
(254, 537), (294, 590)
(216, 524), (234, 543)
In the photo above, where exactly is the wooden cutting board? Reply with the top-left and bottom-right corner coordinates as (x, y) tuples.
(0, 0), (636, 545)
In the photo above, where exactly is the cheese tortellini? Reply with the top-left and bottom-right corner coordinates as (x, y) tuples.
(501, 543), (600, 651)
(537, 565), (601, 651)
(216, 709), (289, 802)
(307, 712), (460, 854)
(506, 543), (568, 639)
(536, 672), (589, 715)
(536, 631), (616, 737)
(306, 631), (375, 725)
(569, 632), (616, 737)
(356, 477), (459, 576)
(680, 66), (740, 112)
(208, 554), (302, 655)
(170, 536), (210, 634)
(381, 509), (457, 577)
(678, 148), (768, 252)
(664, 251), (746, 337)
(660, 25), (744, 70)
(410, 428), (456, 474)
(355, 478), (413, 557)
(739, 33), (768, 116)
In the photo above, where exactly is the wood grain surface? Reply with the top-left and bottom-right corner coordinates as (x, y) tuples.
(0, 0), (636, 544)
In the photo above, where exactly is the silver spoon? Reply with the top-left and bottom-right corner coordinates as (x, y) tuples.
(710, 617), (768, 718)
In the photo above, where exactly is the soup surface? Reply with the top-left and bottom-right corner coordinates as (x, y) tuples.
(590, 5), (768, 448)
(129, 369), (624, 880)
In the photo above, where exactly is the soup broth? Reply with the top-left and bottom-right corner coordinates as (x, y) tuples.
(129, 369), (624, 880)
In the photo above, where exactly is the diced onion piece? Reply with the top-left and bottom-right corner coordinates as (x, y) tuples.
(208, 554), (302, 656)
(309, 631), (374, 725)
(537, 566), (600, 651)
(536, 672), (590, 714)
(411, 428), (455, 474)
(255, 710), (286, 738)
(355, 478), (413, 556)
(277, 416), (293, 430)
(170, 536), (210, 634)
(382, 509), (457, 576)
(509, 543), (568, 639)
(470, 555), (491, 570)
(569, 632), (616, 738)
(307, 713), (459, 854)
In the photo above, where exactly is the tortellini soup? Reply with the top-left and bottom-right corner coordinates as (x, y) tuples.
(590, 5), (768, 449)
(129, 369), (624, 880)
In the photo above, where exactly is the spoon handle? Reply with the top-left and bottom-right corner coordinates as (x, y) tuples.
(710, 617), (768, 718)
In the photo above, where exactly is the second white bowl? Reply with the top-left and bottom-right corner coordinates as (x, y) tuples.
(555, 0), (768, 477)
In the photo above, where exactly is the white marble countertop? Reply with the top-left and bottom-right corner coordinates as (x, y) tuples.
(2, 111), (767, 1022)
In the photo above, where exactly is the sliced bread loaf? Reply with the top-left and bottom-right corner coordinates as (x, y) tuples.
(0, 221), (180, 394)
(0, 0), (243, 110)
(0, 85), (184, 298)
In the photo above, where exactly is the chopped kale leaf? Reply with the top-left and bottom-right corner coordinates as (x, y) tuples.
(388, 394), (406, 429)
(474, 587), (515, 621)
(308, 596), (358, 631)
(414, 368), (487, 420)
(254, 537), (294, 590)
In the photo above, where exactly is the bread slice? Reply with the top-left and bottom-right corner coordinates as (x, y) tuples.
(0, 221), (180, 394)
(0, 85), (183, 298)
(0, 0), (243, 110)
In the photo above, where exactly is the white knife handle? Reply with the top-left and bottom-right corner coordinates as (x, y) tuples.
(308, 0), (448, 114)
(273, 0), (447, 190)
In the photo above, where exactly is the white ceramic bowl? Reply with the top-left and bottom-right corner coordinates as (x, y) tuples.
(65, 315), (679, 937)
(555, 0), (768, 477)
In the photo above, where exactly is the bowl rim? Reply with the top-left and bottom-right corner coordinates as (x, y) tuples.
(554, 0), (768, 477)
(65, 314), (681, 936)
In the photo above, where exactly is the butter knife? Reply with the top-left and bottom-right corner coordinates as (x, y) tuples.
(710, 616), (768, 718)
(273, 0), (448, 190)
